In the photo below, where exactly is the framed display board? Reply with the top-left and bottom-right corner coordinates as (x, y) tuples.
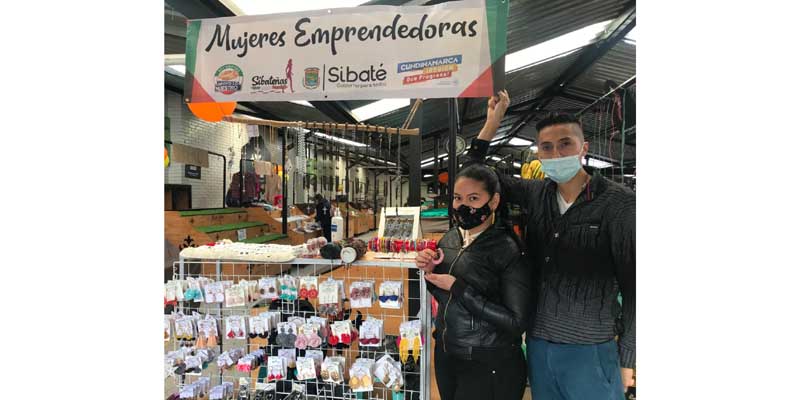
(378, 207), (421, 239)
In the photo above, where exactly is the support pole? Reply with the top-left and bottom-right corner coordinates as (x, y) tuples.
(281, 128), (287, 235)
(345, 148), (350, 239)
(447, 99), (458, 228)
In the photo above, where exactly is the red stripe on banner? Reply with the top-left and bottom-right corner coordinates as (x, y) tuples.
(187, 73), (215, 103)
(458, 66), (494, 98)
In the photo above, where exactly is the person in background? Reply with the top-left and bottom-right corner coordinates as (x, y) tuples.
(416, 163), (531, 400)
(465, 90), (636, 400)
(314, 194), (332, 242)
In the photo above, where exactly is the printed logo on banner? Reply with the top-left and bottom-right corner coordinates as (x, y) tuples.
(214, 64), (244, 95)
(303, 67), (320, 89)
(397, 55), (462, 86)
(327, 63), (388, 89)
(251, 59), (297, 94)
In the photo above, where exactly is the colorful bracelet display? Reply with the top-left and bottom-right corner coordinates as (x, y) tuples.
(367, 237), (437, 253)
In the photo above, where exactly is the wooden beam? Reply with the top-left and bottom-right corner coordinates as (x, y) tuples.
(222, 116), (420, 136)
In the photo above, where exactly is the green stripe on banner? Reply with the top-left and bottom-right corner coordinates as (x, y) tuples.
(485, 0), (509, 64)
(184, 20), (202, 100)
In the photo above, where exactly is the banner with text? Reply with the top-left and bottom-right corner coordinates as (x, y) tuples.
(184, 0), (508, 103)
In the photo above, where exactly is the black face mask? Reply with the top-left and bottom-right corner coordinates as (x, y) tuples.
(454, 201), (493, 230)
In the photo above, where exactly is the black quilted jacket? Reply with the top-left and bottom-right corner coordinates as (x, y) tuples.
(428, 225), (532, 359)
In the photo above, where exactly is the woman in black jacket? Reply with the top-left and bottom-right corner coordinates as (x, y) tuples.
(416, 163), (532, 400)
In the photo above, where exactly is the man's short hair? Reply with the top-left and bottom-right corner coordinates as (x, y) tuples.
(535, 112), (584, 141)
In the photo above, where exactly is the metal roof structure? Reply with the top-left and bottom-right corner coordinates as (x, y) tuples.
(164, 0), (636, 176)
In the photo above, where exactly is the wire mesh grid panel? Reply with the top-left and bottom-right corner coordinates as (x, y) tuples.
(168, 258), (431, 400)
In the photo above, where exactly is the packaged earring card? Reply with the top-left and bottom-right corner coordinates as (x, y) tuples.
(374, 354), (405, 392)
(378, 281), (403, 309)
(278, 348), (297, 369)
(267, 354), (287, 381)
(349, 358), (376, 392)
(349, 281), (375, 308)
(225, 315), (247, 340)
(398, 320), (424, 363)
(321, 356), (346, 384)
(165, 280), (179, 303)
(174, 317), (195, 341)
(258, 277), (280, 300)
(205, 282), (225, 304)
(183, 278), (206, 303)
(298, 276), (319, 299)
(359, 318), (384, 347)
(248, 316), (266, 339)
(164, 316), (171, 341)
(224, 284), (246, 308)
(295, 357), (318, 380)
(279, 275), (299, 301)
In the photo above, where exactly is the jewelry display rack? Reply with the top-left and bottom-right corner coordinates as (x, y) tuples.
(169, 256), (432, 400)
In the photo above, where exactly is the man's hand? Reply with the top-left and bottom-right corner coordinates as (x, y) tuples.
(621, 367), (635, 391)
(424, 273), (456, 291)
(478, 90), (511, 141)
(415, 248), (439, 273)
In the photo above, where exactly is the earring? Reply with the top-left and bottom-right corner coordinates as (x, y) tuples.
(308, 285), (318, 299)
(399, 337), (409, 362)
(195, 335), (206, 348)
(207, 334), (217, 348)
(349, 376), (359, 388)
(227, 329), (235, 339)
(299, 284), (308, 298)
(412, 336), (421, 363)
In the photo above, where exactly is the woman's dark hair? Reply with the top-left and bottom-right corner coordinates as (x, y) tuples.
(455, 163), (524, 251)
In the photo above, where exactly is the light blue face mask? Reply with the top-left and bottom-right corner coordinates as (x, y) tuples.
(541, 154), (582, 183)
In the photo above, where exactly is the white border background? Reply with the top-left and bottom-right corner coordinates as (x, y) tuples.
(0, 1), (798, 398)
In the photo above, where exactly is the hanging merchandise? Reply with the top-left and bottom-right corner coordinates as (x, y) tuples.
(374, 354), (405, 392)
(278, 275), (298, 301)
(258, 277), (280, 300)
(349, 358), (376, 393)
(317, 279), (343, 317)
(378, 281), (403, 309)
(349, 281), (375, 308)
(295, 356), (319, 380)
(340, 238), (368, 263)
(266, 355), (287, 382)
(225, 315), (247, 340)
(196, 317), (220, 349)
(204, 281), (225, 304)
(320, 357), (346, 384)
(358, 318), (384, 347)
(174, 316), (195, 345)
(398, 320), (424, 363)
(247, 316), (268, 339)
(224, 283), (246, 308)
(298, 276), (319, 299)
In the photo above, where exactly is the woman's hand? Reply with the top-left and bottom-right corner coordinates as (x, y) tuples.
(415, 248), (441, 273)
(424, 273), (456, 291)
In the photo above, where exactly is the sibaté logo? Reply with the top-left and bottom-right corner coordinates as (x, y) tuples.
(303, 67), (320, 89)
(327, 64), (387, 85)
(213, 64), (243, 95)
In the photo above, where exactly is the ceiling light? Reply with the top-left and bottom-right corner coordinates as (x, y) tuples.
(583, 157), (613, 169)
(314, 131), (366, 147)
(290, 100), (313, 107)
(166, 65), (185, 76)
(508, 137), (533, 146)
(513, 174), (521, 178)
(421, 161), (434, 168)
(505, 20), (612, 73)
(352, 99), (409, 121)
(224, 0), (364, 16)
(489, 156), (502, 161)
(423, 174), (433, 178)
(513, 162), (521, 168)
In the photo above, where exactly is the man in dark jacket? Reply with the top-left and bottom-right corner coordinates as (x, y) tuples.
(466, 91), (635, 400)
(314, 194), (332, 242)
